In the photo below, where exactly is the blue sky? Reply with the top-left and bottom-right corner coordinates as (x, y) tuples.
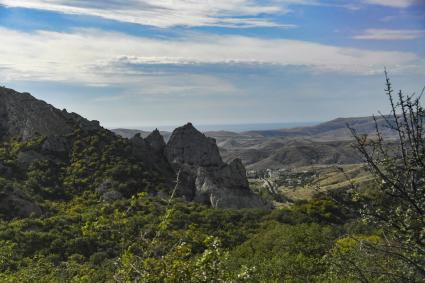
(0, 0), (424, 129)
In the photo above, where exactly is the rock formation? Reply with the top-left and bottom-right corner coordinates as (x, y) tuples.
(165, 123), (223, 167)
(0, 87), (268, 211)
(145, 129), (166, 154)
(165, 123), (269, 209)
(130, 133), (174, 178)
(0, 87), (100, 141)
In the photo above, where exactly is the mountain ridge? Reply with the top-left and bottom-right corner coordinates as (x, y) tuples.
(112, 115), (398, 170)
(0, 87), (266, 214)
(0, 87), (102, 141)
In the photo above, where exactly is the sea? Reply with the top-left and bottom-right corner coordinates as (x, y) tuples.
(133, 122), (318, 133)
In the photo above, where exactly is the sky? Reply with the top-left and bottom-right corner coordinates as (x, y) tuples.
(0, 0), (424, 129)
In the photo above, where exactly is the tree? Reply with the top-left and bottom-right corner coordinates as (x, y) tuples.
(347, 71), (425, 281)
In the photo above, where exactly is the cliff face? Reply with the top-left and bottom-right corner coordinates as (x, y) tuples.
(165, 123), (269, 209)
(0, 87), (268, 212)
(130, 133), (174, 179)
(145, 129), (166, 154)
(165, 123), (223, 168)
(0, 87), (100, 141)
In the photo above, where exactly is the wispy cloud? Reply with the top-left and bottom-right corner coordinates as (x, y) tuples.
(0, 0), (375, 29)
(3, 0), (417, 30)
(353, 29), (425, 40)
(0, 0), (297, 28)
(363, 0), (419, 8)
(0, 27), (422, 87)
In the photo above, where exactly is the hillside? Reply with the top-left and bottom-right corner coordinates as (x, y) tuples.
(220, 138), (363, 170)
(0, 87), (268, 213)
(113, 116), (397, 170)
(0, 86), (368, 282)
(0, 85), (422, 282)
(0, 87), (101, 141)
(242, 116), (398, 140)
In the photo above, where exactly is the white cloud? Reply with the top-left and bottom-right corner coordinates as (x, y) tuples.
(353, 29), (425, 40)
(2, 0), (404, 29)
(0, 27), (422, 87)
(0, 0), (297, 28)
(363, 0), (418, 8)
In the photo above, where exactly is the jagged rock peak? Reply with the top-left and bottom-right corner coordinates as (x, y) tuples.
(145, 129), (165, 153)
(130, 132), (147, 145)
(131, 133), (144, 140)
(164, 123), (269, 209)
(165, 123), (223, 167)
(0, 87), (102, 141)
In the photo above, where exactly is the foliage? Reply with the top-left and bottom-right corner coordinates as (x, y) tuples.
(1, 75), (424, 282)
(228, 222), (341, 282)
(349, 72), (425, 281)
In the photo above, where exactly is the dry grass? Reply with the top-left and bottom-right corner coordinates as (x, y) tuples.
(272, 164), (372, 202)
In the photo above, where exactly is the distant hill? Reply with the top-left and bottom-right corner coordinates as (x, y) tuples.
(219, 139), (363, 170)
(113, 128), (172, 140)
(113, 115), (397, 170)
(242, 116), (397, 141)
(200, 116), (399, 170)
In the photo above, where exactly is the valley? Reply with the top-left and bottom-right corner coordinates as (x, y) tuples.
(1, 1), (423, 281)
(113, 116), (390, 205)
(0, 85), (422, 282)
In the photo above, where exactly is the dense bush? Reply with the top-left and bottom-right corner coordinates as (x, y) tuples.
(1, 75), (423, 281)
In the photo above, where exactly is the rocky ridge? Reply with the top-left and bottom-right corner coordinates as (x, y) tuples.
(0, 87), (267, 215)
(165, 123), (269, 209)
(0, 87), (101, 141)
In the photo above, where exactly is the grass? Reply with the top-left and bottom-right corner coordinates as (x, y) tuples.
(250, 164), (373, 204)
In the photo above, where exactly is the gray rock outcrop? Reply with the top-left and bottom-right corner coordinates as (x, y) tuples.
(145, 129), (166, 154)
(130, 133), (175, 182)
(0, 87), (101, 141)
(165, 123), (223, 168)
(0, 86), (268, 210)
(165, 123), (269, 209)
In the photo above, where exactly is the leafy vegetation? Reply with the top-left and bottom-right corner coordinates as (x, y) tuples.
(0, 76), (424, 282)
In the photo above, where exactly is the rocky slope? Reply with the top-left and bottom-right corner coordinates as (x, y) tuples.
(219, 138), (363, 170)
(113, 115), (399, 171)
(0, 87), (267, 214)
(0, 87), (101, 141)
(113, 128), (172, 141)
(165, 123), (269, 209)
